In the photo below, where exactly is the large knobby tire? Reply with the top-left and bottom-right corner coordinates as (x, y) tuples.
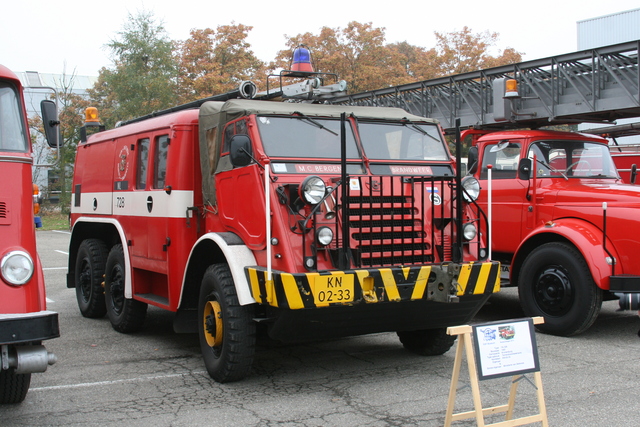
(198, 264), (256, 383)
(0, 369), (31, 404)
(104, 244), (147, 333)
(518, 242), (602, 336)
(397, 328), (457, 356)
(75, 239), (109, 318)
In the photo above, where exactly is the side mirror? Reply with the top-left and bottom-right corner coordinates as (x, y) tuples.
(518, 158), (532, 180)
(467, 146), (478, 175)
(229, 134), (252, 167)
(40, 100), (60, 148)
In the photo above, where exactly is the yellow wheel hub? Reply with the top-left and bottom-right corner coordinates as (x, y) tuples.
(203, 300), (223, 347)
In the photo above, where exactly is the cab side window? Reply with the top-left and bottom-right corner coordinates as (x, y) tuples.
(221, 119), (248, 155)
(136, 138), (150, 189)
(154, 135), (169, 189)
(480, 143), (521, 179)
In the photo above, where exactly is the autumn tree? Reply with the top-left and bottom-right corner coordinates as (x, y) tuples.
(274, 22), (410, 93)
(274, 23), (523, 93)
(176, 23), (266, 102)
(433, 26), (523, 76)
(88, 10), (178, 127)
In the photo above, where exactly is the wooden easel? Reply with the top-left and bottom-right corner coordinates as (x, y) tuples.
(444, 317), (549, 427)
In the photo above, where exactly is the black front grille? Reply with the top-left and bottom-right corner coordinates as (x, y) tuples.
(342, 175), (453, 268)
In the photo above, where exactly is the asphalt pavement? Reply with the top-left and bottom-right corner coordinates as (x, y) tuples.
(0, 230), (638, 426)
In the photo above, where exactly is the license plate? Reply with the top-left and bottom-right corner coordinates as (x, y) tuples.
(313, 275), (354, 305)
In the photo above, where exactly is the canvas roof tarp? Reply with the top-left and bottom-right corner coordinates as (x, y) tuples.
(198, 99), (439, 205)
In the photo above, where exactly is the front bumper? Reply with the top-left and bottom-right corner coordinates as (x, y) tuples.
(0, 310), (60, 345)
(246, 261), (500, 310)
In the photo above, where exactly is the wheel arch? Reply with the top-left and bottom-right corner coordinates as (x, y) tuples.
(512, 219), (616, 290)
(179, 232), (257, 314)
(68, 218), (128, 289)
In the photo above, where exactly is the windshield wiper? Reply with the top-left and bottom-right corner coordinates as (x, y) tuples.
(293, 111), (338, 135)
(536, 158), (568, 180)
(403, 121), (440, 143)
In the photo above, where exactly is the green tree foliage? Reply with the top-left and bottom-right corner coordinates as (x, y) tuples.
(176, 23), (266, 103)
(88, 10), (178, 127)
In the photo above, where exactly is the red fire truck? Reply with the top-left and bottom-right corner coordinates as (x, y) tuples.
(67, 74), (500, 382)
(464, 126), (640, 336)
(0, 64), (60, 403)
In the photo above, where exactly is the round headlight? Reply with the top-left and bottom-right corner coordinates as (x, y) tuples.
(1, 250), (34, 286)
(462, 223), (477, 241)
(317, 226), (334, 246)
(461, 176), (480, 202)
(300, 176), (326, 205)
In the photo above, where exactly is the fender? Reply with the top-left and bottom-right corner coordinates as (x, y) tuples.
(183, 232), (257, 306)
(70, 217), (133, 297)
(515, 218), (618, 290)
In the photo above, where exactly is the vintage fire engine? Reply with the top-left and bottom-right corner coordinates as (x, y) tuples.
(0, 64), (59, 403)
(67, 56), (499, 382)
(464, 126), (640, 336)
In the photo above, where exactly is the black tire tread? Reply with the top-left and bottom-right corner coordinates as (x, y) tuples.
(75, 238), (109, 318)
(0, 369), (31, 404)
(105, 244), (147, 333)
(199, 264), (255, 383)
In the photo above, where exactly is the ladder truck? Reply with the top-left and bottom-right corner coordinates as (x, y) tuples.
(67, 53), (499, 382)
(330, 40), (640, 335)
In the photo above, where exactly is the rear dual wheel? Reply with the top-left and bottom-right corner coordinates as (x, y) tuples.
(397, 328), (456, 356)
(75, 239), (109, 318)
(104, 244), (147, 333)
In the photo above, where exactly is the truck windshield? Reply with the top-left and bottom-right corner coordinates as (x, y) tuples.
(0, 83), (28, 153)
(358, 121), (449, 161)
(256, 115), (360, 159)
(528, 140), (619, 179)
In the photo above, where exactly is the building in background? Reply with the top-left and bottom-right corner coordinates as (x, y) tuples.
(577, 8), (640, 143)
(17, 71), (97, 202)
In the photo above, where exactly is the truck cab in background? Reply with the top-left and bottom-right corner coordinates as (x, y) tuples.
(466, 128), (640, 336)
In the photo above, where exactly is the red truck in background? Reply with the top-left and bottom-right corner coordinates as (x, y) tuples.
(0, 64), (60, 403)
(67, 72), (500, 383)
(463, 127), (640, 336)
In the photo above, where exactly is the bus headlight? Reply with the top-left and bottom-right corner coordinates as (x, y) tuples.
(317, 226), (334, 246)
(1, 250), (34, 285)
(462, 223), (477, 241)
(300, 175), (326, 205)
(461, 176), (480, 202)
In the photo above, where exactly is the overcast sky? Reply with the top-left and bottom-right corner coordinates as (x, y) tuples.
(2, 1), (639, 77)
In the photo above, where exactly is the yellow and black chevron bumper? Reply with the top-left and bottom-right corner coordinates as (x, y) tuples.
(246, 261), (500, 310)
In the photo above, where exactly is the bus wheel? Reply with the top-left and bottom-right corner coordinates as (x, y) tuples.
(104, 244), (147, 333)
(198, 264), (255, 383)
(0, 369), (31, 404)
(518, 242), (602, 336)
(397, 328), (456, 356)
(75, 239), (109, 318)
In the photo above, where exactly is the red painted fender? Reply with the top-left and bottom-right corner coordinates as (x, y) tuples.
(515, 218), (617, 290)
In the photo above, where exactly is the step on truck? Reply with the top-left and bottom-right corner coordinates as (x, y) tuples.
(0, 64), (60, 403)
(68, 76), (499, 382)
(465, 127), (640, 336)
